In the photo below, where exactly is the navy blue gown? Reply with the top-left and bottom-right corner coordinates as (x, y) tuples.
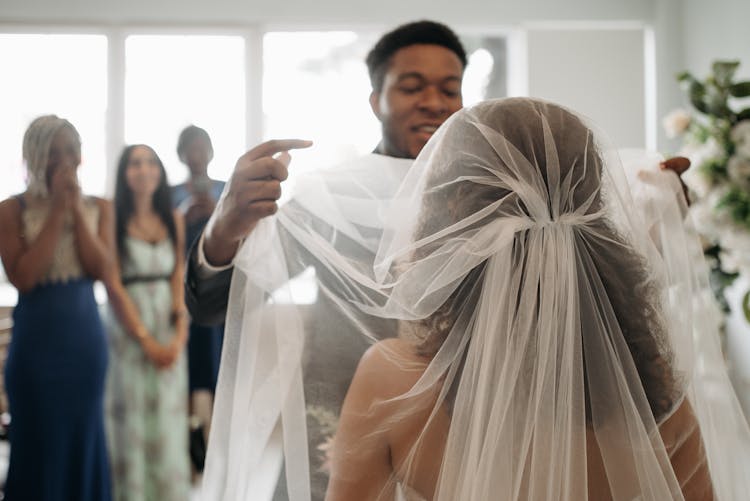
(4, 196), (111, 501)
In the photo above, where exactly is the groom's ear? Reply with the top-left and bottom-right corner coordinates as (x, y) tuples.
(369, 91), (382, 120)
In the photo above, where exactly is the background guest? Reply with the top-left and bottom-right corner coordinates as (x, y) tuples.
(104, 144), (190, 500)
(0, 115), (112, 500)
(171, 125), (225, 471)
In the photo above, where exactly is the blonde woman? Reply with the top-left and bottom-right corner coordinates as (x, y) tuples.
(0, 115), (112, 500)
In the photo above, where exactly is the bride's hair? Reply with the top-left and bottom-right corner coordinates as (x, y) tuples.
(408, 99), (679, 422)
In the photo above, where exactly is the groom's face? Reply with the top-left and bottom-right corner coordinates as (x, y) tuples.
(370, 44), (464, 159)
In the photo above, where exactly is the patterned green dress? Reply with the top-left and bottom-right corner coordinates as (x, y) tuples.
(104, 236), (190, 501)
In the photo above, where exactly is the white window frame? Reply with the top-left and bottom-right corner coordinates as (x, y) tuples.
(0, 21), (512, 195)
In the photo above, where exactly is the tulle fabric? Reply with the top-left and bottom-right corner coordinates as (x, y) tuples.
(203, 98), (750, 500)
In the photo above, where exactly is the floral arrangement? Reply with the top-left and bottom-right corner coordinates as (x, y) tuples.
(664, 61), (750, 316)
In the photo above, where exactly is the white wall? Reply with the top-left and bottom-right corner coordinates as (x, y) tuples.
(525, 26), (648, 148)
(653, 0), (685, 153)
(0, 0), (746, 150)
(0, 0), (652, 25)
(684, 0), (750, 80)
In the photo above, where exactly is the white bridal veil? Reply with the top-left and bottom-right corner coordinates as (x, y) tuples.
(203, 98), (750, 500)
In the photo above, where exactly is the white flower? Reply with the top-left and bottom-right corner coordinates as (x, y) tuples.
(731, 120), (750, 145)
(719, 247), (750, 277)
(737, 143), (750, 159)
(689, 201), (721, 240)
(663, 108), (692, 138)
(719, 225), (750, 254)
(719, 250), (741, 274)
(727, 155), (750, 186)
(680, 137), (725, 171)
(682, 165), (713, 198)
(705, 182), (732, 208)
(730, 120), (750, 139)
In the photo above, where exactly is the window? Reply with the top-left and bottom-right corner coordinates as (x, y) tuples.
(0, 34), (108, 200)
(462, 35), (508, 105)
(0, 27), (508, 292)
(262, 31), (507, 174)
(124, 35), (246, 185)
(0, 28), (508, 198)
(263, 31), (381, 175)
(261, 31), (506, 203)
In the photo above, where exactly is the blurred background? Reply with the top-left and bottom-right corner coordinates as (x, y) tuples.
(0, 0), (749, 497)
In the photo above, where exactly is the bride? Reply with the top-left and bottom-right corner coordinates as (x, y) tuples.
(203, 98), (750, 500)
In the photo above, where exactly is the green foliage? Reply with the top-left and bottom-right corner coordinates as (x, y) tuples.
(702, 157), (728, 179)
(716, 187), (750, 231)
(743, 290), (750, 323)
(678, 60), (744, 123)
(739, 108), (750, 121)
(730, 82), (750, 98)
(712, 61), (740, 88)
(705, 245), (739, 312)
(676, 60), (750, 308)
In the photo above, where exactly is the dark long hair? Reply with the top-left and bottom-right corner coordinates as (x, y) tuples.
(114, 144), (177, 265)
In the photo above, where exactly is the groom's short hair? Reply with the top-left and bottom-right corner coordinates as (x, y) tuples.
(365, 20), (467, 93)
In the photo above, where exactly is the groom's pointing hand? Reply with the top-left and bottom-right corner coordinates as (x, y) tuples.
(203, 139), (313, 266)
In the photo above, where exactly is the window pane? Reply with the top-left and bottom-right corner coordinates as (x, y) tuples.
(462, 36), (508, 105)
(125, 35), (246, 186)
(0, 34), (108, 199)
(262, 31), (507, 180)
(263, 31), (380, 177)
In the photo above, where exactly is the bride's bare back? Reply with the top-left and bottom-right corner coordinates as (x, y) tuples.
(329, 338), (714, 501)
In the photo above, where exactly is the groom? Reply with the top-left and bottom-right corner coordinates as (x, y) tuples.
(186, 20), (467, 325)
(186, 20), (468, 499)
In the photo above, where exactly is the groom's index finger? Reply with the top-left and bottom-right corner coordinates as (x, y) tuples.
(240, 139), (313, 163)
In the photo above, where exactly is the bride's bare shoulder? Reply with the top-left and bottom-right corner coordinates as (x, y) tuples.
(353, 338), (430, 398)
(360, 337), (428, 369)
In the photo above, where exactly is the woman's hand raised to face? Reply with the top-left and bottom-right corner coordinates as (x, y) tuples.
(49, 164), (81, 212)
(203, 139), (312, 267)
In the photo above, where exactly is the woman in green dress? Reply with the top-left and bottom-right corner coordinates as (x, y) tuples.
(103, 144), (190, 501)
